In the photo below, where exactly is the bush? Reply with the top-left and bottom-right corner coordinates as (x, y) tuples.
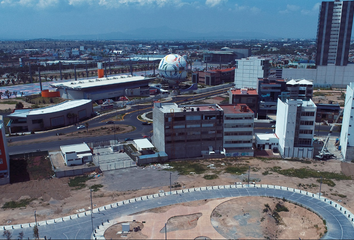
(275, 203), (289, 212)
(2, 198), (34, 209)
(89, 184), (103, 192)
(68, 175), (93, 189)
(225, 165), (249, 175)
(203, 174), (218, 180)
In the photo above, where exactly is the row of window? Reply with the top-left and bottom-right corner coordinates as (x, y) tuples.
(224, 124), (253, 128)
(225, 116), (253, 120)
(166, 138), (223, 144)
(301, 112), (315, 117)
(224, 131), (253, 136)
(300, 121), (314, 125)
(166, 123), (217, 129)
(225, 140), (252, 144)
(165, 130), (222, 137)
(165, 114), (222, 122)
(299, 129), (313, 134)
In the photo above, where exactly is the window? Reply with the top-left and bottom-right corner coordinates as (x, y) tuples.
(187, 124), (200, 128)
(32, 119), (43, 124)
(300, 121), (314, 125)
(186, 115), (201, 121)
(203, 115), (216, 120)
(174, 116), (185, 121)
(0, 158), (3, 164)
(173, 125), (185, 129)
(301, 112), (314, 117)
(202, 123), (214, 127)
(299, 129), (313, 134)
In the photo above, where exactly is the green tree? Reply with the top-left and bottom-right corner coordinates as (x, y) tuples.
(33, 225), (39, 239)
(2, 230), (12, 240)
(18, 231), (24, 240)
(16, 102), (24, 109)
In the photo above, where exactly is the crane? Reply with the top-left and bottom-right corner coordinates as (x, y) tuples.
(315, 108), (344, 160)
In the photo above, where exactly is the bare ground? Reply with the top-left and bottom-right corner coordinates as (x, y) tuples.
(104, 221), (147, 239)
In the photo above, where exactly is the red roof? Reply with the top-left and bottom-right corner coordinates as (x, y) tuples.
(207, 67), (236, 73)
(230, 89), (258, 95)
(219, 104), (254, 114)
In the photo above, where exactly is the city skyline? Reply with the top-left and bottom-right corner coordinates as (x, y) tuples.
(0, 0), (335, 40)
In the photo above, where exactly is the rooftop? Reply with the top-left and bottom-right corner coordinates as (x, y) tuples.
(51, 75), (153, 90)
(134, 139), (154, 149)
(207, 67), (236, 73)
(286, 79), (313, 86)
(230, 88), (258, 95)
(60, 142), (91, 153)
(155, 102), (223, 113)
(256, 133), (278, 141)
(219, 104), (254, 114)
(9, 100), (92, 118)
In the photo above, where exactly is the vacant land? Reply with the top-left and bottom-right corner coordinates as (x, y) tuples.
(0, 157), (353, 227)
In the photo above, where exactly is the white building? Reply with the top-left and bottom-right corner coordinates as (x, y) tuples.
(282, 65), (354, 88)
(60, 143), (93, 166)
(275, 99), (317, 159)
(255, 133), (279, 151)
(234, 57), (270, 90)
(133, 139), (154, 151)
(340, 82), (354, 161)
(0, 116), (10, 185)
(220, 104), (254, 157)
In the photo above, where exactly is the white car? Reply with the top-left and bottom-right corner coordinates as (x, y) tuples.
(77, 125), (86, 130)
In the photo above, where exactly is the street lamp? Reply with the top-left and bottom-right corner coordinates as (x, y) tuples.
(319, 176), (323, 199)
(34, 210), (37, 226)
(90, 189), (94, 233)
(170, 172), (172, 195)
(247, 166), (250, 186)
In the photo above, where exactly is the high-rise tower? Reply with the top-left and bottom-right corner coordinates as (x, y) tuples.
(316, 0), (354, 66)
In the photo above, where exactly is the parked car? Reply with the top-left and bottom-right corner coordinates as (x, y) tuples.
(77, 125), (86, 130)
(106, 121), (114, 124)
(143, 135), (148, 138)
(125, 138), (133, 141)
(142, 122), (152, 125)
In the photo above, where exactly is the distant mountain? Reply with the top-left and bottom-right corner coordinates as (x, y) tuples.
(57, 26), (278, 40)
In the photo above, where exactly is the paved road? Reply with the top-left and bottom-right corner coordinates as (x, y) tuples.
(3, 186), (354, 239)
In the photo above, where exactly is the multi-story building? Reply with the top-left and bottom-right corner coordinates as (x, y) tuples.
(0, 116), (10, 185)
(219, 104), (254, 157)
(316, 0), (354, 66)
(275, 99), (317, 158)
(258, 78), (286, 119)
(192, 67), (235, 86)
(340, 82), (354, 161)
(316, 103), (341, 123)
(285, 79), (313, 100)
(234, 57), (270, 90)
(228, 88), (258, 116)
(152, 102), (224, 159)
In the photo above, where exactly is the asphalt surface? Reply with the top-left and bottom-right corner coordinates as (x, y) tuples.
(2, 186), (353, 239)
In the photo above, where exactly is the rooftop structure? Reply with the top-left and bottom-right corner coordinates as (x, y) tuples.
(60, 142), (92, 166)
(229, 88), (258, 116)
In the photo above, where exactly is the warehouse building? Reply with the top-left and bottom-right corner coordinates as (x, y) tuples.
(51, 75), (154, 101)
(7, 99), (92, 134)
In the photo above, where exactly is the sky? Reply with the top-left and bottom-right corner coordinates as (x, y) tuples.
(0, 0), (324, 40)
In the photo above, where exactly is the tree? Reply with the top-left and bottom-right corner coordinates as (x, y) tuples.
(20, 92), (24, 97)
(0, 92), (3, 99)
(33, 225), (39, 239)
(12, 91), (17, 97)
(2, 230), (12, 240)
(16, 102), (24, 109)
(18, 231), (24, 240)
(4, 90), (11, 99)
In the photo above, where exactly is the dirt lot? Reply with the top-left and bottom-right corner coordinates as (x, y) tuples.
(211, 197), (325, 239)
(0, 158), (353, 228)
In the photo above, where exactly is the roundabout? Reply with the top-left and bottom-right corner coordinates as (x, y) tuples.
(2, 184), (354, 239)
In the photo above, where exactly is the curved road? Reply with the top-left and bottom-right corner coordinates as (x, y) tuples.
(3, 185), (354, 239)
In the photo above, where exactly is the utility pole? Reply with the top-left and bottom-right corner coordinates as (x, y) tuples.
(34, 211), (37, 226)
(248, 166), (250, 186)
(90, 189), (94, 233)
(74, 65), (77, 80)
(165, 223), (167, 240)
(86, 60), (88, 78)
(170, 172), (172, 195)
(319, 176), (323, 199)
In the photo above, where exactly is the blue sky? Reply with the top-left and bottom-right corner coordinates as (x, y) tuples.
(0, 0), (323, 39)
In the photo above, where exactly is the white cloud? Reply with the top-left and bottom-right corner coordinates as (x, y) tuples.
(97, 0), (170, 8)
(301, 3), (321, 16)
(234, 4), (260, 15)
(279, 4), (300, 14)
(205, 0), (226, 8)
(37, 0), (58, 8)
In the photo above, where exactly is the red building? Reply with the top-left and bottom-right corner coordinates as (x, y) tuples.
(192, 67), (235, 86)
(228, 88), (258, 116)
(0, 116), (9, 185)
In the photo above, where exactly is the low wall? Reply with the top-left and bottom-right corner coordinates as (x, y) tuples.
(41, 89), (60, 98)
(54, 166), (97, 178)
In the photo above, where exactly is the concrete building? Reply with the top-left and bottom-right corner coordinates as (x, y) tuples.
(0, 116), (9, 185)
(285, 79), (313, 100)
(316, 0), (354, 66)
(152, 102), (224, 159)
(275, 99), (317, 159)
(255, 133), (279, 151)
(192, 68), (235, 86)
(202, 48), (251, 64)
(340, 82), (354, 161)
(258, 78), (286, 119)
(60, 143), (93, 166)
(8, 100), (92, 134)
(134, 139), (154, 151)
(229, 88), (258, 116)
(316, 103), (341, 123)
(234, 57), (270, 90)
(51, 75), (154, 101)
(219, 104), (254, 157)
